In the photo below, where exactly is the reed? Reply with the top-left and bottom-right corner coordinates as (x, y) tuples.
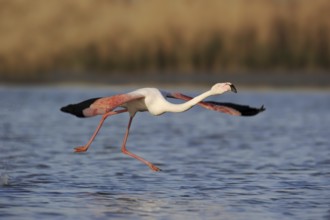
(0, 0), (329, 79)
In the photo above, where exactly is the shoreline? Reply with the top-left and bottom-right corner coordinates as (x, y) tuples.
(1, 71), (329, 90)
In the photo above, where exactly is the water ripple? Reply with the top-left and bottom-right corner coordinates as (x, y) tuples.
(0, 87), (329, 220)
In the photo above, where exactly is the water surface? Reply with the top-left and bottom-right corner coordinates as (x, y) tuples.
(0, 86), (329, 220)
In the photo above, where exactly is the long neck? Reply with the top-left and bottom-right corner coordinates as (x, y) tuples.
(164, 90), (213, 113)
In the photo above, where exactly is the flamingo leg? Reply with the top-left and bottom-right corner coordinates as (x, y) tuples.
(74, 109), (127, 152)
(121, 116), (161, 172)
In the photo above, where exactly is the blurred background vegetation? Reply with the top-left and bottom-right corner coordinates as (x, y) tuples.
(0, 0), (329, 84)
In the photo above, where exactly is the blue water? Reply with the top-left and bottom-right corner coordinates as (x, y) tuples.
(0, 86), (329, 220)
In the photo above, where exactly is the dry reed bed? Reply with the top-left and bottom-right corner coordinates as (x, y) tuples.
(0, 0), (329, 79)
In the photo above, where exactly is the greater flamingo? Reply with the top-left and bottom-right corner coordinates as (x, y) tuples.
(61, 82), (265, 171)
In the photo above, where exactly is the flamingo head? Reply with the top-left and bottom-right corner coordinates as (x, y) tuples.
(210, 82), (237, 95)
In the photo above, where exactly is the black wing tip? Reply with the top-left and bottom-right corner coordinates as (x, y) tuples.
(60, 105), (71, 113)
(60, 104), (85, 118)
(60, 97), (101, 118)
(238, 104), (265, 116)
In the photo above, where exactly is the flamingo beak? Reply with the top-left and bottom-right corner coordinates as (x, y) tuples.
(230, 84), (237, 93)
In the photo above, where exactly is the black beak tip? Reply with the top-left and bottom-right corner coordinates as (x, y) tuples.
(230, 84), (238, 93)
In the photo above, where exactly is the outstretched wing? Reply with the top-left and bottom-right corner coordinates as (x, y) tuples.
(167, 93), (265, 116)
(61, 93), (145, 117)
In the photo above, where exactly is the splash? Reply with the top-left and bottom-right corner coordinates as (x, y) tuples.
(0, 172), (9, 186)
